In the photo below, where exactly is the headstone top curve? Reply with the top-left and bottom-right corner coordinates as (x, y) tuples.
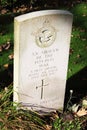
(15, 10), (73, 22)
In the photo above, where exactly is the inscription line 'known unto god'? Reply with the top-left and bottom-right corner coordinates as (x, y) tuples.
(14, 10), (73, 114)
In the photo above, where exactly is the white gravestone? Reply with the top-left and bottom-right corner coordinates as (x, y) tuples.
(14, 10), (73, 114)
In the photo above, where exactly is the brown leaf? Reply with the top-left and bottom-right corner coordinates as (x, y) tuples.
(76, 108), (87, 117)
(51, 112), (59, 119)
(0, 94), (2, 99)
(8, 54), (14, 59)
(2, 42), (10, 50)
(3, 64), (9, 68)
(45, 125), (52, 130)
(4, 42), (10, 50)
(70, 48), (74, 55)
(0, 118), (3, 123)
(2, 43), (7, 48)
(77, 54), (81, 58)
(0, 46), (3, 52)
(13, 8), (17, 13)
(1, 9), (7, 14)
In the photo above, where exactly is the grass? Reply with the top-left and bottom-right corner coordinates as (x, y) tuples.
(0, 2), (87, 130)
(0, 84), (46, 130)
(0, 23), (13, 45)
(0, 22), (13, 72)
(53, 117), (81, 130)
(67, 3), (87, 78)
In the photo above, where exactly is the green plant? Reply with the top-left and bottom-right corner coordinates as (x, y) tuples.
(53, 117), (81, 130)
(0, 84), (46, 130)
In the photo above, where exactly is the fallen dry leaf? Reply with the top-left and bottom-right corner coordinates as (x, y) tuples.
(76, 108), (87, 117)
(1, 9), (8, 14)
(0, 46), (3, 52)
(3, 63), (9, 68)
(0, 118), (3, 122)
(4, 42), (10, 50)
(77, 54), (81, 58)
(70, 48), (74, 55)
(45, 125), (52, 130)
(0, 94), (2, 99)
(13, 8), (17, 13)
(8, 54), (14, 59)
(2, 42), (11, 50)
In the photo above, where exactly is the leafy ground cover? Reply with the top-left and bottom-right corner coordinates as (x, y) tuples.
(0, 2), (87, 130)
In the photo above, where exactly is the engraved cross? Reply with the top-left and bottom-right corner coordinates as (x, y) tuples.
(36, 79), (48, 99)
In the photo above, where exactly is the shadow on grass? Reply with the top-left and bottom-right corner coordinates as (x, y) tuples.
(71, 3), (87, 29)
(0, 64), (13, 90)
(0, 13), (21, 25)
(0, 14), (14, 24)
(64, 66), (87, 109)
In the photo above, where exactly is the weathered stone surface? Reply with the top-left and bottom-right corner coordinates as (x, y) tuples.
(14, 10), (73, 114)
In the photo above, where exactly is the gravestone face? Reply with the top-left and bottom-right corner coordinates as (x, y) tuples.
(14, 10), (73, 114)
